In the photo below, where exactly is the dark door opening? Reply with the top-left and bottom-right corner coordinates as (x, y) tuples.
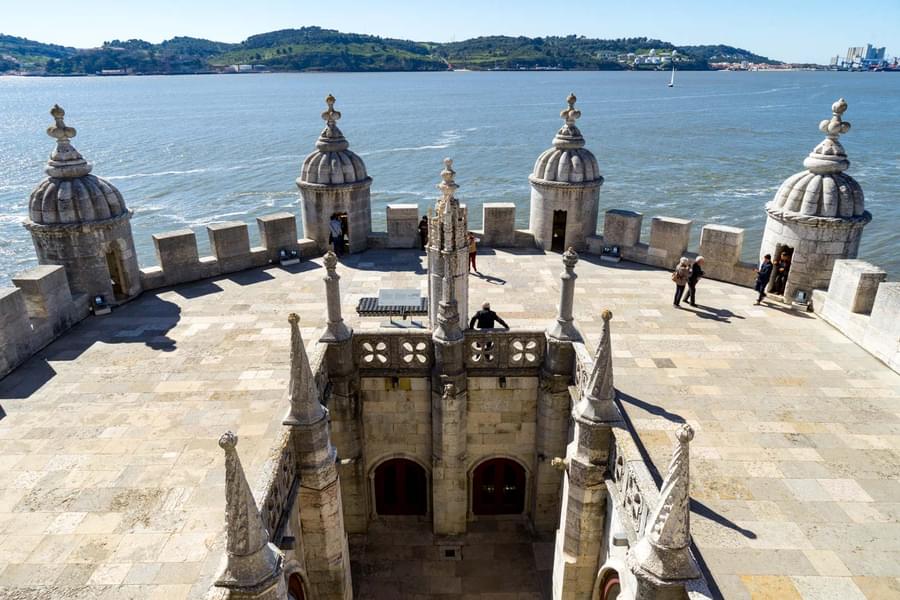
(329, 212), (349, 254)
(374, 458), (427, 515)
(551, 210), (567, 252)
(600, 571), (621, 600)
(288, 573), (306, 600)
(768, 244), (794, 295)
(105, 247), (127, 301)
(472, 458), (526, 515)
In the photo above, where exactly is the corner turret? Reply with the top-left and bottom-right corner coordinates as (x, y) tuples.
(24, 105), (141, 305)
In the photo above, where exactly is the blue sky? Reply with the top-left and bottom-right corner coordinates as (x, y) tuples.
(1, 0), (897, 63)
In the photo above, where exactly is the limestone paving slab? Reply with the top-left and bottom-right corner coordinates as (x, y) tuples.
(0, 249), (898, 599)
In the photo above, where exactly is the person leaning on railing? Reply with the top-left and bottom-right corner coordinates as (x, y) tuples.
(468, 302), (509, 330)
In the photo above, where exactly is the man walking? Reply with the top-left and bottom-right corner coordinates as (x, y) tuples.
(467, 232), (479, 274)
(682, 256), (705, 307)
(468, 302), (509, 330)
(754, 254), (773, 305)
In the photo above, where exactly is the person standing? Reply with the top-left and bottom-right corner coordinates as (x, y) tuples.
(682, 256), (705, 307)
(754, 254), (773, 305)
(467, 232), (478, 274)
(418, 216), (429, 249)
(329, 214), (345, 255)
(772, 251), (791, 295)
(671, 257), (691, 307)
(469, 302), (509, 330)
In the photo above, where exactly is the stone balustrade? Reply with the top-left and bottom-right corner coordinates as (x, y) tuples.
(814, 259), (900, 373)
(463, 328), (545, 372)
(353, 330), (434, 374)
(0, 265), (89, 378)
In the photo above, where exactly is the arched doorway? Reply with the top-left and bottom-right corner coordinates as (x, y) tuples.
(599, 570), (620, 600)
(104, 246), (128, 301)
(472, 458), (526, 515)
(288, 573), (306, 600)
(374, 458), (427, 515)
(551, 210), (567, 252)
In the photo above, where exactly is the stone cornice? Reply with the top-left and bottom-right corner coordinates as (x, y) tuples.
(765, 205), (871, 228)
(22, 209), (133, 233)
(528, 174), (604, 190)
(295, 176), (373, 192)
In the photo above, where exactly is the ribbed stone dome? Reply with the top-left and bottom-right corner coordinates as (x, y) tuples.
(28, 105), (128, 225)
(531, 93), (602, 185)
(298, 94), (369, 186)
(767, 98), (867, 220)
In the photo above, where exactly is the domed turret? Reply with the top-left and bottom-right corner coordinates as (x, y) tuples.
(296, 95), (372, 254)
(24, 105), (141, 305)
(529, 94), (604, 252)
(759, 98), (872, 302)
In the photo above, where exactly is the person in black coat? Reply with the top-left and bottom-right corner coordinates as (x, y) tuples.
(682, 257), (705, 307)
(754, 254), (773, 305)
(469, 302), (510, 330)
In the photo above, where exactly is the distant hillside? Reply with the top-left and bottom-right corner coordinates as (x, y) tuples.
(0, 27), (780, 75)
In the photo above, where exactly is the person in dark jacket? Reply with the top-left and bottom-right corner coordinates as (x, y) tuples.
(754, 254), (773, 305)
(682, 256), (705, 307)
(772, 251), (792, 295)
(469, 302), (509, 330)
(418, 216), (429, 249)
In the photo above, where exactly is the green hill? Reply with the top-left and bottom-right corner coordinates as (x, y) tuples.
(0, 27), (780, 75)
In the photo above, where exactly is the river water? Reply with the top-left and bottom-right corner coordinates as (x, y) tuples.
(1, 71), (897, 285)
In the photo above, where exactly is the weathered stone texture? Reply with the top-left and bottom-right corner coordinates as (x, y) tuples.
(648, 217), (692, 267)
(481, 203), (517, 247)
(257, 212), (300, 262)
(11, 265), (86, 341)
(603, 209), (643, 248)
(208, 221), (253, 274)
(0, 288), (36, 377)
(386, 204), (419, 248)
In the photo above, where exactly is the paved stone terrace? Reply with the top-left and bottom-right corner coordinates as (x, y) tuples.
(0, 248), (898, 599)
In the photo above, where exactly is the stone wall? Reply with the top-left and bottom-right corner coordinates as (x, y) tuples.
(0, 265), (88, 379)
(813, 259), (900, 373)
(139, 214), (319, 291)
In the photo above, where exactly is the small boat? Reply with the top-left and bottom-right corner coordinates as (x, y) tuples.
(667, 63), (675, 87)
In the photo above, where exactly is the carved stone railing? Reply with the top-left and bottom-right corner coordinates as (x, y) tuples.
(352, 330), (434, 375)
(256, 429), (297, 545)
(607, 425), (659, 544)
(463, 328), (545, 374)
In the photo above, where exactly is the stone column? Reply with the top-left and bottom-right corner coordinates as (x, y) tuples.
(427, 158), (469, 329)
(214, 431), (286, 600)
(534, 248), (582, 532)
(318, 252), (366, 534)
(431, 251), (469, 536)
(283, 314), (352, 600)
(553, 310), (617, 600)
(627, 424), (700, 600)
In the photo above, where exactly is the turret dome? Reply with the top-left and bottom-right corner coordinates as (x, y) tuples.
(298, 95), (369, 186)
(531, 94), (602, 185)
(767, 98), (868, 221)
(27, 105), (128, 226)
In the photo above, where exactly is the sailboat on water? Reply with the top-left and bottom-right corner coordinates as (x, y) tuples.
(667, 63), (675, 87)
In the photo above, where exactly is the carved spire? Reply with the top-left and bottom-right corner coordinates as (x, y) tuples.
(215, 431), (283, 591)
(629, 423), (700, 581)
(552, 93), (586, 150)
(436, 157), (460, 214)
(575, 309), (616, 423)
(315, 93), (349, 152)
(283, 313), (326, 426)
(320, 251), (351, 342)
(45, 105), (91, 179)
(434, 251), (463, 342)
(805, 98), (852, 174)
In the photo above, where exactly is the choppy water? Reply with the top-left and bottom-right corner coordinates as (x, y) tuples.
(1, 71), (898, 286)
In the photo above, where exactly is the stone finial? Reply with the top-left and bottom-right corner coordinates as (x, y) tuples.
(283, 313), (326, 426)
(805, 98), (852, 174)
(323, 249), (338, 270)
(321, 93), (341, 125)
(575, 309), (616, 423)
(436, 157), (460, 211)
(628, 423), (700, 581)
(553, 93), (586, 150)
(562, 246), (579, 269)
(442, 382), (456, 399)
(215, 431), (283, 590)
(560, 93), (581, 126)
(315, 94), (349, 152)
(45, 104), (90, 178)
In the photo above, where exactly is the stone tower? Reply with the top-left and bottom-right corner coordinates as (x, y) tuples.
(24, 105), (141, 305)
(427, 158), (469, 329)
(760, 98), (872, 302)
(529, 93), (603, 252)
(297, 94), (372, 254)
